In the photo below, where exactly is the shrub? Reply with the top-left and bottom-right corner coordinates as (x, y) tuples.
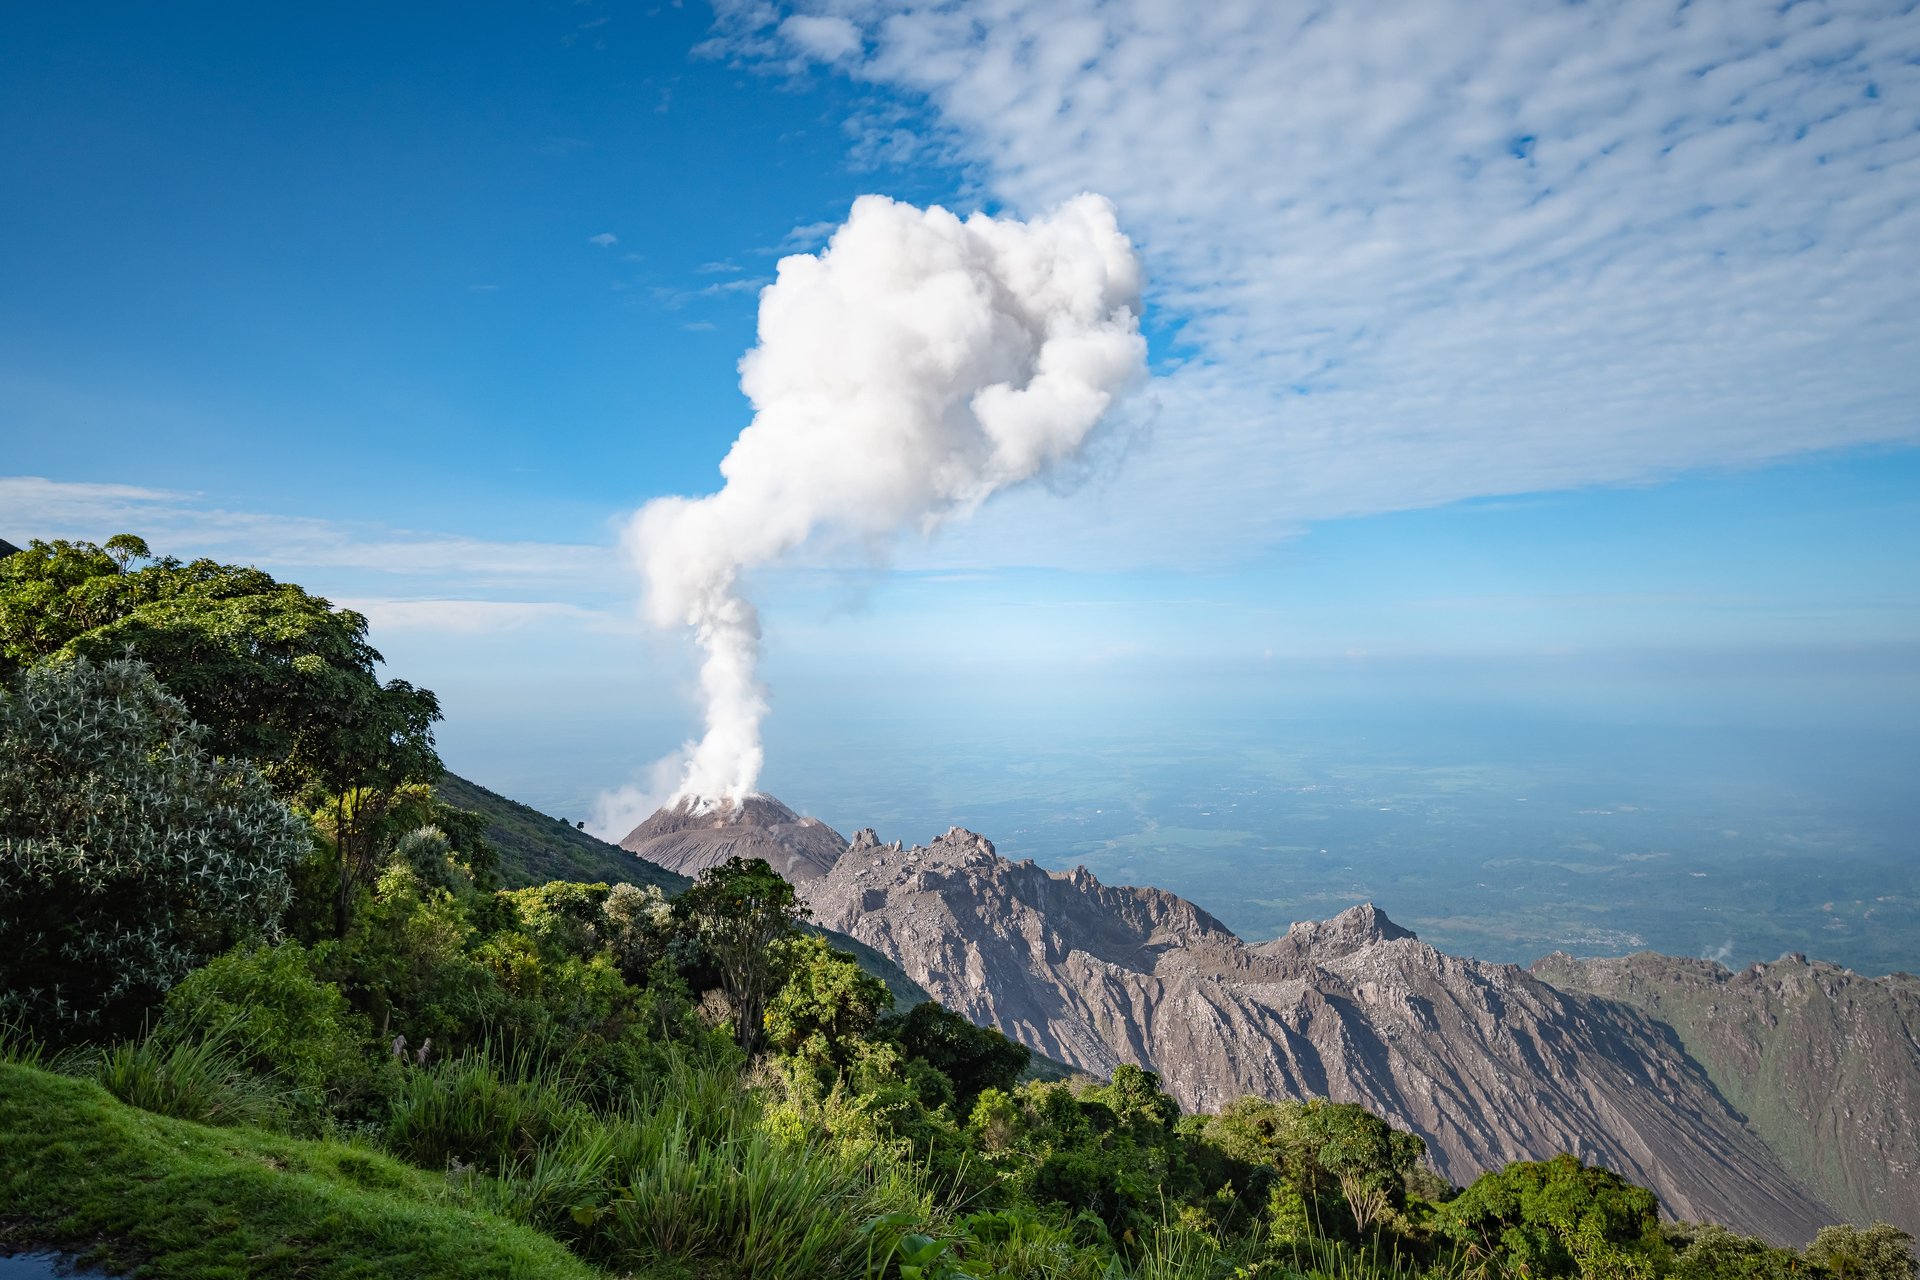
(1807, 1224), (1919, 1280)
(161, 941), (375, 1124)
(81, 1021), (284, 1129)
(384, 1050), (585, 1173)
(0, 657), (307, 1041)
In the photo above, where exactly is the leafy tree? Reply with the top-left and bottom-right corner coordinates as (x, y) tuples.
(672, 856), (808, 1055)
(0, 657), (307, 1041)
(1668, 1224), (1805, 1280)
(764, 934), (891, 1072)
(0, 536), (441, 796)
(1808, 1224), (1918, 1280)
(1438, 1152), (1662, 1278)
(1292, 1098), (1425, 1236)
(0, 536), (444, 937)
(601, 882), (674, 984)
(893, 1000), (1030, 1115)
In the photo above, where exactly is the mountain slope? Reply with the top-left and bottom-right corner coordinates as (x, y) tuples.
(801, 824), (1836, 1244)
(438, 775), (926, 1007)
(437, 773), (689, 892)
(1534, 949), (1920, 1235)
(619, 794), (847, 883)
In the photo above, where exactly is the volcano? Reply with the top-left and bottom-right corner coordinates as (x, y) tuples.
(619, 794), (847, 883)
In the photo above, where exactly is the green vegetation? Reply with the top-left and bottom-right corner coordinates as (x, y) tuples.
(434, 771), (687, 893)
(2, 536), (1915, 1280)
(0, 656), (307, 1040)
(0, 1062), (600, 1279)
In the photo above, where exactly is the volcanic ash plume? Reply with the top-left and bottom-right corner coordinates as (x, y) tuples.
(628, 193), (1146, 807)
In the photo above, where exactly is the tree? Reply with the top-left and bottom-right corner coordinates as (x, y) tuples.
(0, 657), (307, 1041)
(1438, 1153), (1662, 1278)
(1292, 1099), (1425, 1236)
(1808, 1225), (1918, 1280)
(0, 537), (445, 937)
(0, 536), (441, 800)
(894, 1000), (1030, 1114)
(764, 933), (891, 1070)
(671, 856), (808, 1055)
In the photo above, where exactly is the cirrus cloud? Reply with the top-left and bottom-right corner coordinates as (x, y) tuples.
(713, 0), (1920, 564)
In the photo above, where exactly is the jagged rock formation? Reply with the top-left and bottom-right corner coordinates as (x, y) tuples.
(620, 794), (847, 883)
(803, 825), (1837, 1244)
(1534, 950), (1920, 1236)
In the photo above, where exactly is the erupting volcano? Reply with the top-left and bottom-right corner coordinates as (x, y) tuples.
(618, 793), (846, 883)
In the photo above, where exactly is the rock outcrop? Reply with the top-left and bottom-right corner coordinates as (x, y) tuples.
(1535, 949), (1920, 1236)
(803, 824), (1838, 1244)
(619, 794), (847, 883)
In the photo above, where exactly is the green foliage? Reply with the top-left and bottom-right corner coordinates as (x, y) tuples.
(894, 999), (1031, 1114)
(385, 1050), (586, 1173)
(602, 880), (675, 982)
(765, 932), (893, 1071)
(1806, 1225), (1918, 1280)
(0, 536), (441, 800)
(1668, 1225), (1806, 1280)
(0, 1060), (601, 1279)
(319, 862), (497, 1049)
(1438, 1153), (1663, 1278)
(0, 536), (448, 939)
(78, 1019), (286, 1129)
(673, 854), (810, 1053)
(0, 657), (307, 1041)
(161, 942), (376, 1124)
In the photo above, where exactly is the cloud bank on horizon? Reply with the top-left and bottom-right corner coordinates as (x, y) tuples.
(622, 193), (1145, 808)
(714, 0), (1920, 566)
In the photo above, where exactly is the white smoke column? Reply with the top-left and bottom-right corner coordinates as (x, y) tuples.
(628, 193), (1145, 807)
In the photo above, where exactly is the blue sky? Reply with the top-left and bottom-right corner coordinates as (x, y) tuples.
(3, 1), (1917, 821)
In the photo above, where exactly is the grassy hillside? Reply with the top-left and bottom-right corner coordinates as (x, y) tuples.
(0, 1062), (603, 1280)
(435, 772), (687, 893)
(436, 772), (929, 1007)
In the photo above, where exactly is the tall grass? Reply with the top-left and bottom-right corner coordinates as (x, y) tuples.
(74, 1021), (284, 1128)
(474, 1050), (939, 1280)
(384, 1045), (586, 1172)
(0, 1019), (45, 1066)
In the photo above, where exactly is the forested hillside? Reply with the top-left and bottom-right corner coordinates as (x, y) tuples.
(1, 536), (1912, 1280)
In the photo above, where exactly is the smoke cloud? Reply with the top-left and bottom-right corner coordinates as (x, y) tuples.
(626, 193), (1145, 807)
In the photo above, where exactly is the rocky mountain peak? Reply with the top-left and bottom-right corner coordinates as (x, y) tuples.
(797, 817), (1837, 1244)
(619, 792), (847, 882)
(1252, 902), (1417, 963)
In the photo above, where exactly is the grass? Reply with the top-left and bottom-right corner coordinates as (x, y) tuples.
(495, 1054), (937, 1280)
(75, 1022), (286, 1130)
(0, 1061), (606, 1280)
(436, 771), (688, 893)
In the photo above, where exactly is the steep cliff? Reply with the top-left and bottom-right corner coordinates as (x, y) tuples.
(1534, 949), (1920, 1235)
(801, 824), (1836, 1243)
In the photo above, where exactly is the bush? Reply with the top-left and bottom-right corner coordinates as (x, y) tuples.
(0, 657), (307, 1042)
(80, 1021), (284, 1129)
(384, 1050), (585, 1173)
(162, 941), (376, 1125)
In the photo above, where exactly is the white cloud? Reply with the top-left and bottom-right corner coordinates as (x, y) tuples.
(716, 0), (1920, 563)
(588, 232), (619, 247)
(777, 218), (841, 251)
(336, 598), (628, 634)
(779, 13), (862, 61)
(0, 475), (617, 588)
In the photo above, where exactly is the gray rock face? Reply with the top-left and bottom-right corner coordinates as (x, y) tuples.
(803, 824), (1837, 1244)
(619, 794), (847, 883)
(1535, 950), (1920, 1236)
